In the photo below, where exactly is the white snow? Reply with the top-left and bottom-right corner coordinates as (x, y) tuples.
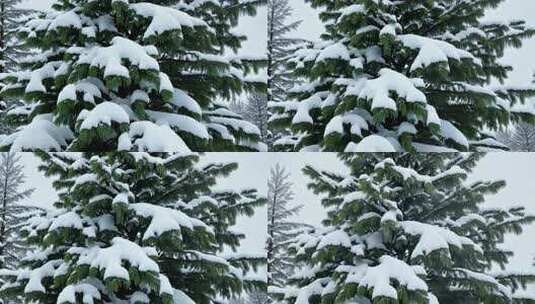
(78, 37), (159, 79)
(49, 11), (82, 30)
(324, 114), (369, 137)
(78, 102), (130, 130)
(398, 34), (477, 71)
(130, 3), (208, 39)
(169, 89), (202, 115)
(70, 237), (159, 281)
(173, 289), (195, 304)
(339, 4), (365, 18)
(291, 94), (323, 125)
(57, 283), (101, 304)
(2, 115), (74, 152)
(316, 43), (350, 62)
(24, 260), (62, 294)
(401, 221), (482, 259)
(345, 68), (427, 111)
(317, 230), (351, 250)
(127, 121), (191, 152)
(440, 120), (469, 148)
(346, 256), (428, 300)
(345, 135), (397, 152)
(147, 110), (210, 139)
(49, 211), (83, 231)
(129, 203), (210, 240)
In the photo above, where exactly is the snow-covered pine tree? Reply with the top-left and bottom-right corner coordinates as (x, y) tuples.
(0, 0), (266, 152)
(267, 0), (304, 151)
(285, 153), (535, 304)
(230, 94), (270, 145)
(269, 0), (535, 152)
(0, 152), (266, 303)
(0, 152), (36, 304)
(267, 164), (308, 302)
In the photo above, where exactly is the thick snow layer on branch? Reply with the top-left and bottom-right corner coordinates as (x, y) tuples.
(70, 237), (159, 280)
(440, 120), (469, 147)
(292, 94), (323, 124)
(375, 158), (466, 182)
(173, 289), (196, 304)
(345, 68), (426, 111)
(147, 110), (210, 139)
(130, 203), (210, 240)
(324, 113), (369, 137)
(169, 89), (202, 115)
(57, 283), (101, 304)
(317, 230), (351, 249)
(78, 102), (130, 130)
(130, 3), (208, 39)
(1, 115), (74, 151)
(59, 80), (103, 104)
(398, 34), (477, 71)
(346, 256), (427, 300)
(78, 37), (159, 78)
(23, 260), (62, 293)
(50, 11), (82, 30)
(401, 221), (482, 259)
(25, 63), (55, 94)
(126, 121), (191, 152)
(49, 211), (83, 231)
(345, 135), (397, 152)
(316, 43), (350, 62)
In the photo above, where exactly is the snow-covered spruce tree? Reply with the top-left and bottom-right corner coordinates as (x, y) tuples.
(267, 0), (304, 151)
(269, 0), (535, 152)
(0, 0), (266, 152)
(0, 152), (36, 304)
(267, 164), (308, 302)
(496, 122), (535, 152)
(0, 152), (266, 303)
(285, 153), (535, 304)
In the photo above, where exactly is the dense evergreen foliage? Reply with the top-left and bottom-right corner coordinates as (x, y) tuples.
(0, 152), (266, 303)
(0, 0), (266, 152)
(270, 0), (535, 152)
(284, 153), (535, 304)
